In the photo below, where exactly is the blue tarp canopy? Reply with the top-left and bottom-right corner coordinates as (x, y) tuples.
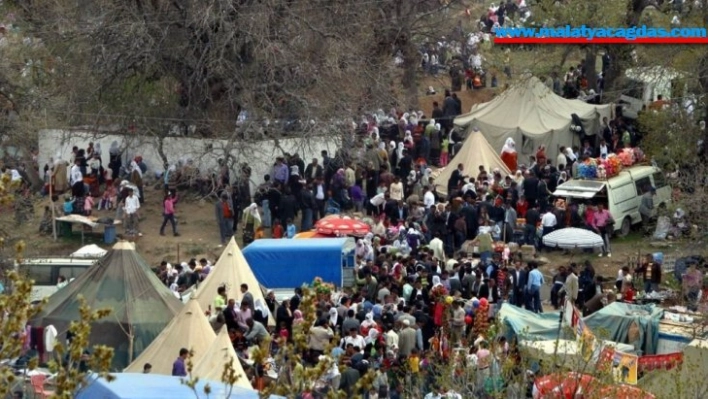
(242, 238), (353, 289)
(75, 373), (284, 399)
(498, 303), (574, 341)
(583, 302), (663, 355)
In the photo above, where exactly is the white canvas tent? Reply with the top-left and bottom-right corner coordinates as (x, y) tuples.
(70, 244), (107, 258)
(454, 76), (612, 161)
(192, 328), (252, 389)
(124, 299), (216, 374)
(192, 237), (275, 326)
(435, 128), (512, 196)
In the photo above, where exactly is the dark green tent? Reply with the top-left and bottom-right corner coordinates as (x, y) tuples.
(32, 241), (183, 370)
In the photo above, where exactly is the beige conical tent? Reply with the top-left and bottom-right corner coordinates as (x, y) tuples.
(193, 237), (275, 326)
(435, 128), (512, 196)
(192, 327), (252, 389)
(124, 299), (216, 374)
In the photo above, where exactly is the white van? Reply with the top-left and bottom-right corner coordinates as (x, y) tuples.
(553, 165), (671, 236)
(17, 257), (97, 302)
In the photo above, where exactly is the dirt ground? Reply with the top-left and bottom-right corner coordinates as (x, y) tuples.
(4, 182), (694, 283)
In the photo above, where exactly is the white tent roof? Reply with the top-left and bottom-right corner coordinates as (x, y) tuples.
(124, 299), (216, 374)
(192, 327), (252, 390)
(435, 128), (512, 196)
(71, 244), (108, 258)
(192, 237), (275, 326)
(454, 76), (612, 161)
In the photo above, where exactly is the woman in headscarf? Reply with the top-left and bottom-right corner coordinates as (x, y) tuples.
(403, 131), (414, 150)
(288, 165), (303, 198)
(500, 138), (518, 172)
(293, 309), (305, 325)
(395, 142), (405, 170)
(388, 140), (397, 170)
(254, 299), (270, 326)
(129, 156), (144, 204)
(407, 227), (421, 256)
(364, 329), (380, 354)
(421, 168), (432, 188)
(377, 140), (389, 167)
(328, 306), (338, 328)
(242, 203), (262, 245)
(360, 312), (377, 335)
(564, 147), (577, 177)
(355, 239), (367, 258)
(330, 168), (346, 205)
(52, 151), (69, 193)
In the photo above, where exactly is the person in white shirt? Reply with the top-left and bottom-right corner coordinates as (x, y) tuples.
(423, 187), (435, 210)
(370, 192), (387, 215)
(557, 146), (568, 170)
(70, 159), (83, 187)
(123, 188), (141, 237)
(341, 327), (366, 354)
(540, 210), (557, 250)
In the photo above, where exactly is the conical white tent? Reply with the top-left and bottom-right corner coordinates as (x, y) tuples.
(192, 237), (275, 326)
(124, 299), (216, 374)
(435, 128), (512, 196)
(192, 327), (252, 390)
(454, 76), (612, 161)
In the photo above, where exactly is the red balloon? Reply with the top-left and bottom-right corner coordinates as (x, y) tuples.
(480, 298), (489, 307)
(465, 315), (473, 325)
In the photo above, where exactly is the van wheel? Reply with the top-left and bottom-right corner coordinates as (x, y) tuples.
(619, 217), (631, 237)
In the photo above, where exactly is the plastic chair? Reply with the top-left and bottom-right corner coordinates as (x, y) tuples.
(30, 374), (54, 399)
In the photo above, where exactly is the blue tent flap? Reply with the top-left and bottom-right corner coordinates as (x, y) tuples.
(498, 303), (573, 341)
(242, 238), (350, 288)
(583, 302), (663, 355)
(76, 373), (283, 399)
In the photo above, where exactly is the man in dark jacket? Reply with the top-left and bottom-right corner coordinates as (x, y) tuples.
(522, 172), (539, 207)
(524, 203), (541, 246)
(304, 158), (324, 183)
(278, 188), (298, 223)
(387, 200), (409, 225)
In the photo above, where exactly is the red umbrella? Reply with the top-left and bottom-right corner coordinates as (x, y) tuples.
(533, 373), (599, 399)
(315, 215), (371, 237)
(598, 385), (655, 399)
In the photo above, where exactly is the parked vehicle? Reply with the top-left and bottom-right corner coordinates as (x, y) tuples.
(17, 257), (97, 302)
(553, 165), (671, 236)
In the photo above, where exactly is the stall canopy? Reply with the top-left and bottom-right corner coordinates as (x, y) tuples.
(192, 328), (251, 389)
(584, 302), (663, 355)
(435, 128), (512, 196)
(191, 237), (274, 326)
(75, 373), (281, 399)
(31, 241), (183, 369)
(453, 76), (612, 161)
(242, 238), (354, 289)
(498, 303), (574, 341)
(124, 299), (216, 374)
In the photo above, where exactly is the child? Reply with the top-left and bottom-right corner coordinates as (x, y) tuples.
(272, 219), (284, 239)
(286, 219), (297, 238)
(160, 191), (180, 236)
(99, 184), (116, 211)
(278, 322), (289, 341)
(440, 136), (449, 166)
(408, 348), (421, 387)
(255, 226), (265, 240)
(63, 196), (74, 215)
(83, 195), (94, 216)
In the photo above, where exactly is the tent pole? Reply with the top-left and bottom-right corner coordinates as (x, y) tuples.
(128, 326), (134, 365)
